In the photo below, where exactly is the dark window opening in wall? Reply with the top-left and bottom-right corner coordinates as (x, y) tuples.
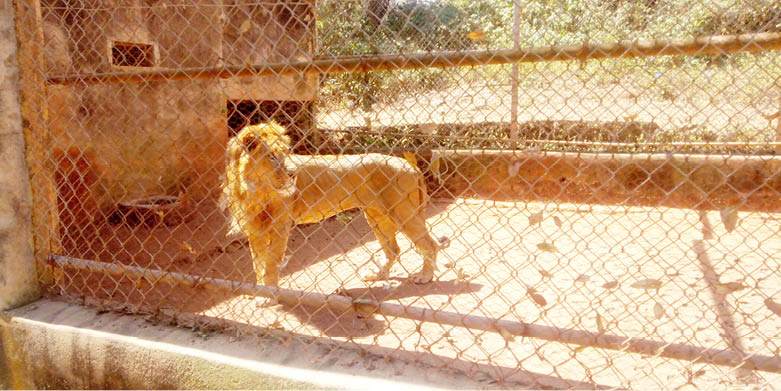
(226, 100), (314, 153)
(112, 42), (154, 67)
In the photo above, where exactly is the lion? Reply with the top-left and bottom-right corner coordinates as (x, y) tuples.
(222, 122), (442, 297)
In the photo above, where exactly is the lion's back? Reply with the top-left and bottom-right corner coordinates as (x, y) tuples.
(287, 153), (426, 222)
(287, 153), (420, 184)
(288, 153), (414, 172)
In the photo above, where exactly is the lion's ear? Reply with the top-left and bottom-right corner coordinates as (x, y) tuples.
(241, 132), (259, 152)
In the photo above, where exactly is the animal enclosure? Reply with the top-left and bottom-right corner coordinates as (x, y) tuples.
(13, 0), (781, 389)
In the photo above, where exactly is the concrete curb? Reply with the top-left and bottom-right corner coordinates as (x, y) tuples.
(0, 299), (487, 390)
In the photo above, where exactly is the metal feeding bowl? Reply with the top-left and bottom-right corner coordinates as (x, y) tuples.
(111, 195), (193, 227)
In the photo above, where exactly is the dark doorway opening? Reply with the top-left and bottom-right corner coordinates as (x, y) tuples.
(112, 41), (155, 67)
(226, 100), (315, 154)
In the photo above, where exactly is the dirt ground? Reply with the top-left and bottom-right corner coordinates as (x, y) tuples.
(55, 194), (781, 389)
(319, 66), (779, 141)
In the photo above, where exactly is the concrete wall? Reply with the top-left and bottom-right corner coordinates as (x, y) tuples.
(42, 0), (317, 209)
(414, 150), (781, 212)
(0, 0), (40, 311)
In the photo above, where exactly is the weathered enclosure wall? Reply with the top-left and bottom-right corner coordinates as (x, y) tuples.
(419, 150), (781, 212)
(41, 0), (317, 215)
(0, 0), (39, 311)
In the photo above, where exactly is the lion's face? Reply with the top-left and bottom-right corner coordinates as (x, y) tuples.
(228, 123), (292, 186)
(222, 123), (294, 236)
(222, 122), (295, 230)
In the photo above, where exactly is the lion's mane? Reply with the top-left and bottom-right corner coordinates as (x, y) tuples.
(221, 122), (294, 236)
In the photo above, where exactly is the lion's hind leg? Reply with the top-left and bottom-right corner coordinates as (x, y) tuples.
(392, 205), (439, 284)
(362, 207), (401, 282)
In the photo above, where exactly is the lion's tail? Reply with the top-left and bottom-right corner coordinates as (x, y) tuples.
(417, 174), (451, 250)
(416, 172), (428, 209)
(402, 153), (450, 250)
(402, 152), (428, 209)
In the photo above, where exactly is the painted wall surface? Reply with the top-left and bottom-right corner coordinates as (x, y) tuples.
(41, 0), (317, 209)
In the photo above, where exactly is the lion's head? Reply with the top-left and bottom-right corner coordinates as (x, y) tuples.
(222, 122), (295, 235)
(227, 122), (291, 161)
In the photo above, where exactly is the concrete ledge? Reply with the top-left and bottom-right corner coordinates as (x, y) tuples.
(0, 299), (488, 390)
(413, 150), (781, 212)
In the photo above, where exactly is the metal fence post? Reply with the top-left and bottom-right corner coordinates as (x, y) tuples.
(510, 0), (520, 147)
(766, 90), (781, 155)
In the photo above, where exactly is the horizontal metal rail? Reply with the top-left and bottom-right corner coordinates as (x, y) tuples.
(48, 254), (781, 373)
(46, 32), (781, 85)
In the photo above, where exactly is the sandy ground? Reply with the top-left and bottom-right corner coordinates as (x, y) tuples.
(55, 196), (781, 389)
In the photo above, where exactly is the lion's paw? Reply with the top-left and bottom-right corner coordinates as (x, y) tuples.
(361, 268), (390, 282)
(409, 271), (434, 284)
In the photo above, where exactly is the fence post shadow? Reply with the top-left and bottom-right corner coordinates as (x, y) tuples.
(695, 210), (761, 384)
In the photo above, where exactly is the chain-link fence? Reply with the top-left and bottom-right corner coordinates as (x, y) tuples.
(13, 0), (781, 388)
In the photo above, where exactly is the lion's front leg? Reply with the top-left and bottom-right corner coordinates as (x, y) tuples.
(261, 220), (291, 287)
(246, 230), (277, 308)
(246, 230), (269, 284)
(247, 209), (292, 307)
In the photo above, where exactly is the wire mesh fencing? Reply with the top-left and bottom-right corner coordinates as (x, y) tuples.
(12, 0), (781, 388)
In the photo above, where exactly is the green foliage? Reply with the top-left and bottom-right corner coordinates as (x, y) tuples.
(318, 0), (779, 101)
(318, 0), (486, 110)
(695, 0), (781, 35)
